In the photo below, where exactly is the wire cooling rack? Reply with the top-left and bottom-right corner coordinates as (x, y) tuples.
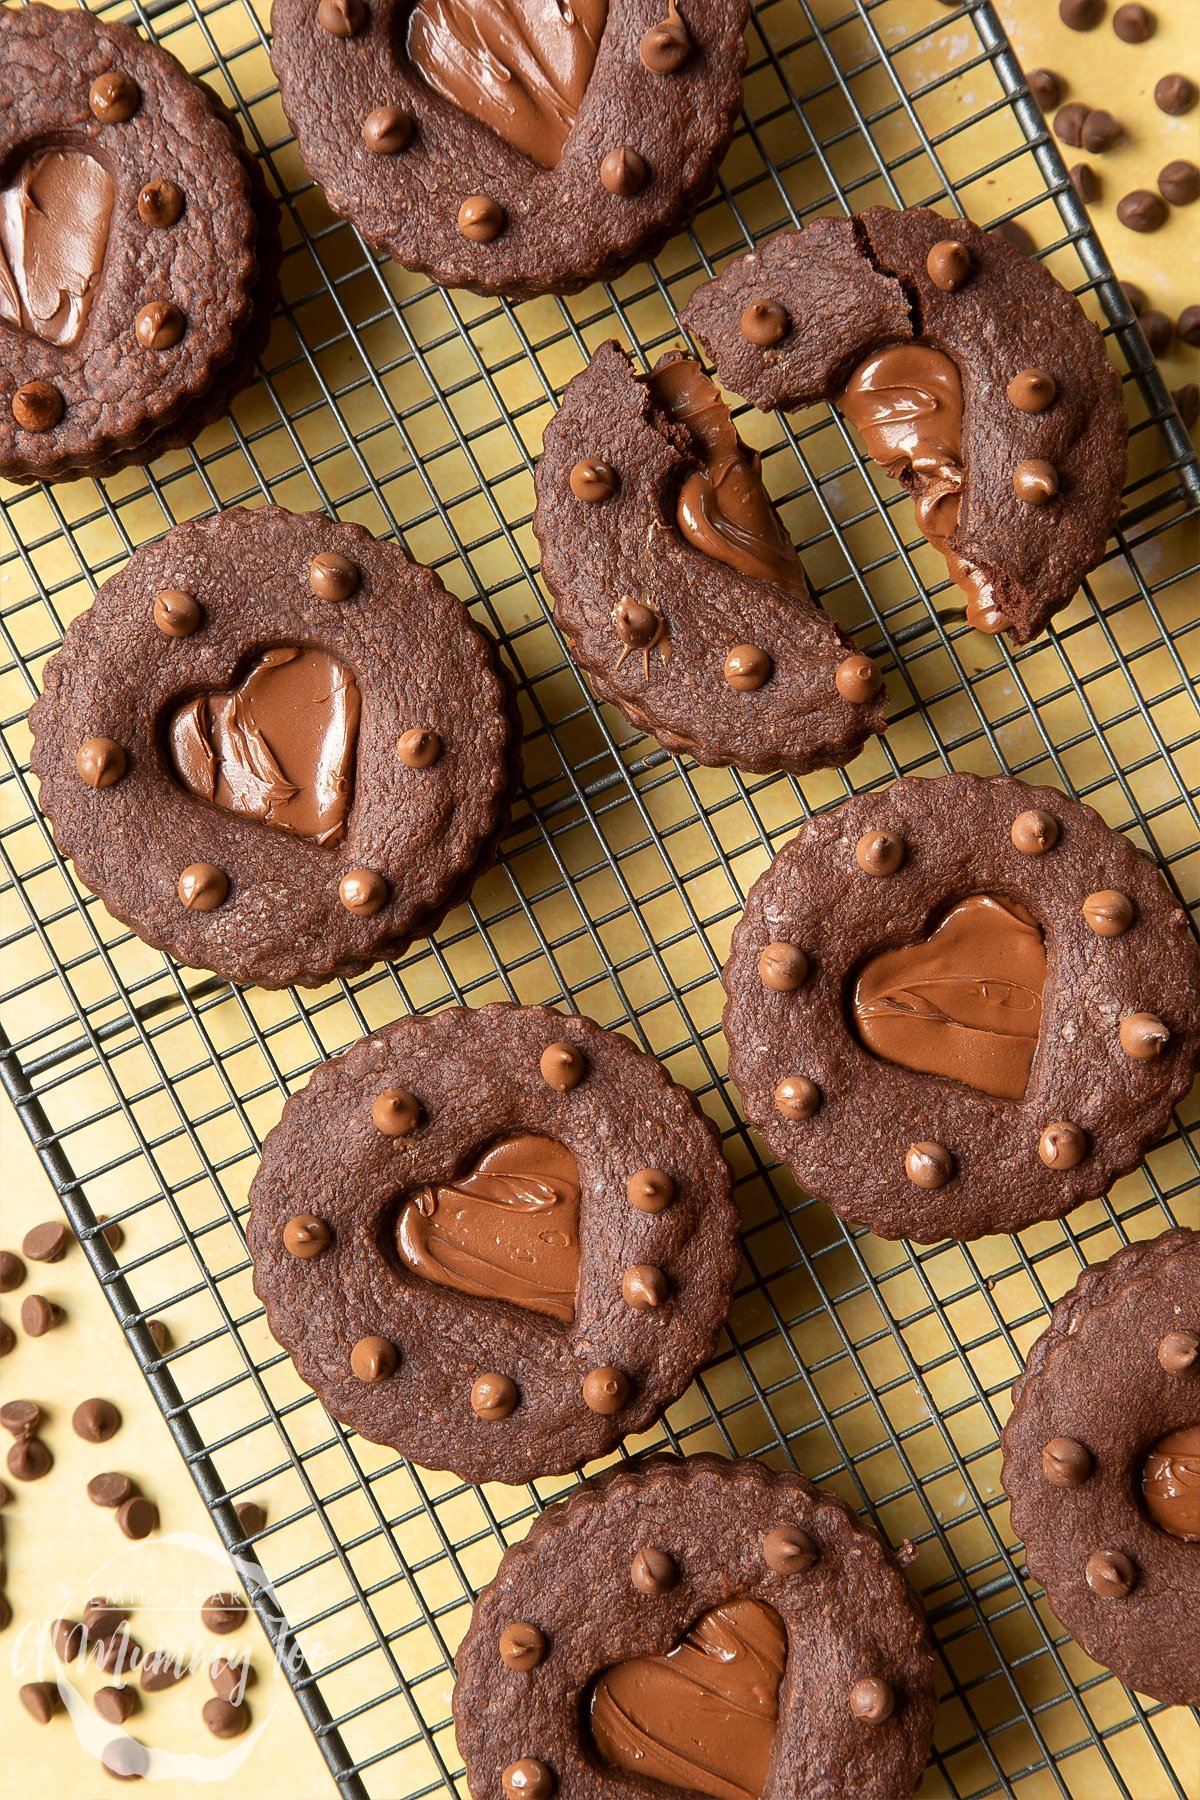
(2, 0), (1198, 1795)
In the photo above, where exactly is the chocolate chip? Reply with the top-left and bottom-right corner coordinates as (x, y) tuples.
(1053, 101), (1091, 147)
(92, 1630), (142, 1676)
(22, 1221), (71, 1263)
(146, 1318), (172, 1354)
(599, 146), (647, 196)
(0, 1399), (41, 1439)
(234, 1499), (266, 1535)
(457, 194), (505, 242)
(0, 1481), (10, 1507)
(1119, 278), (1148, 313)
(85, 1598), (128, 1638)
(0, 1321), (13, 1358)
(100, 1735), (149, 1781)
(1155, 73), (1197, 114)
(1059, 0), (1103, 24)
(209, 1655), (256, 1702)
(1080, 108), (1122, 151)
(0, 1594), (11, 1630)
(1112, 2), (1153, 38)
(1025, 68), (1063, 111)
(89, 1472), (137, 1509)
(201, 1592), (246, 1634)
(21, 1294), (63, 1336)
(12, 380), (64, 432)
(1177, 305), (1200, 346)
(74, 1398), (122, 1443)
(116, 1496), (158, 1540)
(202, 1695), (250, 1738)
(96, 1215), (124, 1251)
(140, 1650), (188, 1692)
(0, 1252), (25, 1292)
(1159, 159), (1200, 204)
(7, 1437), (52, 1481)
(52, 1617), (85, 1662)
(19, 1681), (61, 1724)
(1174, 384), (1200, 428)
(1070, 163), (1099, 202)
(363, 106), (413, 154)
(95, 1686), (137, 1725)
(1116, 189), (1167, 231)
(1138, 309), (1173, 354)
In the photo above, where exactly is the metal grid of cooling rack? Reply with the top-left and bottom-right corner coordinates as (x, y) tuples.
(2, 0), (1198, 1795)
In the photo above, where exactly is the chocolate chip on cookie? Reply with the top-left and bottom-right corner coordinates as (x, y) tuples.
(533, 341), (886, 774)
(721, 773), (1200, 1241)
(248, 1006), (739, 1484)
(454, 1454), (936, 1799)
(1001, 1228), (1200, 1706)
(0, 3), (279, 484)
(270, 0), (748, 299)
(682, 208), (1127, 643)
(29, 506), (520, 989)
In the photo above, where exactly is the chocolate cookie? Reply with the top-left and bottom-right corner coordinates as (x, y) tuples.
(454, 1453), (936, 1799)
(721, 773), (1200, 1242)
(533, 342), (887, 773)
(1001, 1228), (1200, 1706)
(248, 1006), (739, 1484)
(29, 506), (519, 989)
(682, 209), (1128, 644)
(270, 0), (747, 299)
(0, 4), (279, 485)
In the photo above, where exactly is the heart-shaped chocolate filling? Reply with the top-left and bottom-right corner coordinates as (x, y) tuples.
(589, 1598), (786, 1800)
(0, 150), (114, 348)
(396, 1133), (581, 1322)
(405, 0), (608, 169)
(168, 646), (361, 846)
(851, 893), (1045, 1101)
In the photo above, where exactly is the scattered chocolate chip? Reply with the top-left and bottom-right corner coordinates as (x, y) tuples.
(0, 1399), (41, 1439)
(1159, 159), (1200, 205)
(1120, 278), (1148, 313)
(0, 1321), (13, 1358)
(140, 1650), (188, 1692)
(1070, 163), (1099, 202)
(84, 1598), (127, 1637)
(20, 1294), (63, 1336)
(7, 1437), (52, 1481)
(1116, 189), (1167, 231)
(52, 1617), (85, 1662)
(74, 1398), (122, 1443)
(0, 1481), (10, 1506)
(1080, 108), (1122, 151)
(209, 1655), (257, 1702)
(100, 1735), (149, 1781)
(1025, 68), (1063, 110)
(95, 1685), (137, 1725)
(1112, 2), (1153, 38)
(116, 1496), (158, 1540)
(201, 1593), (246, 1635)
(1138, 309), (1173, 354)
(1053, 101), (1091, 147)
(0, 1252), (25, 1293)
(1174, 383), (1200, 428)
(1177, 304), (1200, 346)
(22, 1221), (71, 1263)
(19, 1681), (61, 1724)
(92, 1630), (142, 1677)
(0, 1594), (10, 1630)
(1059, 0), (1103, 24)
(89, 1472), (137, 1509)
(1155, 73), (1197, 114)
(202, 1695), (250, 1738)
(146, 1318), (172, 1354)
(234, 1500), (266, 1535)
(97, 1215), (124, 1251)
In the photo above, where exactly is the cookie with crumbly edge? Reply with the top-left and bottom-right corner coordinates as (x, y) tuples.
(248, 1007), (739, 1484)
(270, 0), (747, 299)
(721, 773), (1200, 1241)
(454, 1453), (936, 1800)
(1001, 1228), (1200, 1706)
(29, 506), (519, 989)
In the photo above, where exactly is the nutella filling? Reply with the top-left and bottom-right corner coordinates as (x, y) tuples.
(168, 646), (361, 846)
(0, 149), (114, 348)
(838, 343), (1009, 634)
(647, 358), (812, 600)
(1141, 1425), (1200, 1542)
(589, 1598), (786, 1800)
(852, 894), (1046, 1101)
(406, 0), (608, 169)
(395, 1133), (581, 1322)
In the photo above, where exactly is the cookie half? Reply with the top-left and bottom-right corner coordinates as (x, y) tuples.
(270, 0), (747, 299)
(1000, 1228), (1199, 1706)
(29, 506), (519, 989)
(453, 1453), (936, 1799)
(533, 341), (886, 773)
(248, 1007), (740, 1484)
(0, 4), (279, 484)
(721, 773), (1200, 1241)
(682, 208), (1127, 643)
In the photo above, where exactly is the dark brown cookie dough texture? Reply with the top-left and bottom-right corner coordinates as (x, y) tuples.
(454, 1454), (936, 1800)
(534, 341), (887, 774)
(0, 4), (279, 484)
(29, 506), (519, 989)
(721, 773), (1200, 1242)
(248, 1006), (740, 1484)
(1001, 1228), (1200, 1706)
(682, 208), (1127, 644)
(269, 0), (747, 299)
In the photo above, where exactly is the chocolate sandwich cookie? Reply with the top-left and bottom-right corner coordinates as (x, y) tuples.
(533, 341), (887, 773)
(1001, 1228), (1200, 1706)
(721, 773), (1200, 1242)
(0, 4), (279, 485)
(29, 506), (519, 989)
(248, 1007), (739, 1484)
(682, 209), (1127, 643)
(270, 0), (747, 299)
(454, 1453), (936, 1799)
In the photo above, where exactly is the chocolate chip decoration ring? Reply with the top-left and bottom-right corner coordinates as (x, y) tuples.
(1002, 1228), (1200, 1706)
(29, 507), (519, 989)
(453, 1455), (936, 1799)
(249, 1006), (739, 1484)
(270, 0), (750, 299)
(721, 773), (1200, 1241)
